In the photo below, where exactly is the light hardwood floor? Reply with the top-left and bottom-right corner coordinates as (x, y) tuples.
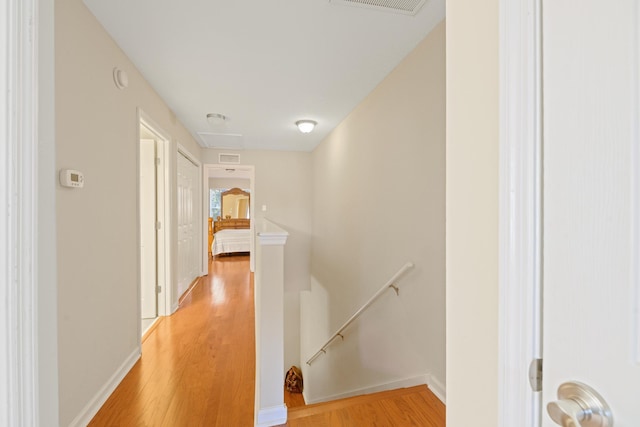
(284, 385), (445, 427)
(89, 255), (445, 427)
(89, 255), (255, 426)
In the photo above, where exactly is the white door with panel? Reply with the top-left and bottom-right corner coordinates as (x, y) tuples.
(177, 151), (200, 298)
(542, 0), (640, 425)
(140, 139), (157, 319)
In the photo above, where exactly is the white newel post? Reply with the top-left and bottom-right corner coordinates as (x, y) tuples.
(254, 219), (289, 427)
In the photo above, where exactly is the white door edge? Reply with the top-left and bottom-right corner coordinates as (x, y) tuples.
(178, 143), (203, 279)
(139, 139), (158, 320)
(0, 0), (41, 423)
(138, 110), (172, 318)
(631, 0), (640, 365)
(498, 0), (543, 425)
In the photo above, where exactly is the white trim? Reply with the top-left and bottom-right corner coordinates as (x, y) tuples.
(256, 219), (289, 246)
(426, 374), (446, 404)
(256, 404), (287, 427)
(632, 0), (640, 365)
(498, 0), (542, 425)
(1, 0), (40, 424)
(202, 166), (209, 277)
(1, 2), (13, 423)
(160, 135), (173, 313)
(257, 233), (289, 246)
(138, 110), (172, 318)
(303, 374), (431, 405)
(68, 349), (140, 427)
(171, 301), (180, 314)
(178, 143), (201, 168)
(141, 316), (161, 337)
(248, 166), (256, 272)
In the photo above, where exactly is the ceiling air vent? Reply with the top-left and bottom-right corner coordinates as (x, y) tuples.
(218, 153), (241, 165)
(197, 132), (244, 150)
(329, 0), (427, 15)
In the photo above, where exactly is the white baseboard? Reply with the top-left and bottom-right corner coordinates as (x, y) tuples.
(305, 374), (431, 405)
(68, 347), (140, 427)
(256, 404), (287, 427)
(426, 373), (446, 404)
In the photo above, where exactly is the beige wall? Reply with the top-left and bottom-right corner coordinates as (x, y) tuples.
(446, 0), (499, 425)
(201, 149), (312, 370)
(208, 177), (250, 192)
(303, 21), (446, 402)
(55, 0), (201, 424)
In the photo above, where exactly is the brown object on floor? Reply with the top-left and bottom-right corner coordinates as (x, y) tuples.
(285, 366), (303, 393)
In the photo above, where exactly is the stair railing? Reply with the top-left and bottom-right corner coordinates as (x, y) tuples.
(305, 262), (414, 365)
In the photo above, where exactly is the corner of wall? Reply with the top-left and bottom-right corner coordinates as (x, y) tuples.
(67, 349), (140, 427)
(427, 373), (446, 404)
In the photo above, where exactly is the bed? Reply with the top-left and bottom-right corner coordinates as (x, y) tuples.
(211, 218), (251, 256)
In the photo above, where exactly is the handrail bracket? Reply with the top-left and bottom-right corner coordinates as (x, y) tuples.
(305, 262), (414, 365)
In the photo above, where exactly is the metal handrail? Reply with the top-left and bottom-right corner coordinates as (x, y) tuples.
(305, 262), (414, 365)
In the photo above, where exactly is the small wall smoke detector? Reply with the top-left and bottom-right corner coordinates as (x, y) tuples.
(113, 68), (129, 89)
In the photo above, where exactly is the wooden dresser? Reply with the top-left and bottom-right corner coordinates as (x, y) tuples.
(208, 218), (213, 258)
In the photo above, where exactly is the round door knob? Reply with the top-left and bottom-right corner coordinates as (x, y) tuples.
(547, 382), (613, 427)
(548, 399), (588, 427)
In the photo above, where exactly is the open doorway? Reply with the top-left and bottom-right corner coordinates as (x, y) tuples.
(203, 164), (256, 273)
(138, 111), (171, 337)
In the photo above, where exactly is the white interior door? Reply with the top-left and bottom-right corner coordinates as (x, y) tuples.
(177, 151), (199, 298)
(542, 0), (640, 425)
(140, 139), (157, 319)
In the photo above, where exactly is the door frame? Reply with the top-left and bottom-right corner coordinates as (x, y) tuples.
(0, 0), (55, 423)
(631, 0), (640, 366)
(498, 0), (543, 425)
(203, 163), (256, 274)
(138, 110), (172, 321)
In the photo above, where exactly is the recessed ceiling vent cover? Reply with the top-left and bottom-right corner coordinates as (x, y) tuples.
(197, 132), (244, 150)
(329, 0), (427, 15)
(218, 153), (241, 164)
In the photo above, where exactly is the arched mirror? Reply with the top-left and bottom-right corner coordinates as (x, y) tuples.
(220, 187), (250, 219)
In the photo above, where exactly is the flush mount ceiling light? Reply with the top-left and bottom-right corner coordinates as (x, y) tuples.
(296, 120), (317, 134)
(207, 113), (227, 126)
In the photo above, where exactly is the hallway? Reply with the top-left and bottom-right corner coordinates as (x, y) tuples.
(90, 255), (255, 426)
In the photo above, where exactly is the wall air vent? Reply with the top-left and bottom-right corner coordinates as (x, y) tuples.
(329, 0), (427, 15)
(218, 153), (241, 165)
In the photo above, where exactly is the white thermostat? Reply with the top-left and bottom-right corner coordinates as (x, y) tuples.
(59, 169), (84, 188)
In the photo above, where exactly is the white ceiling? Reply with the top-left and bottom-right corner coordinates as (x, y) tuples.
(83, 0), (445, 152)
